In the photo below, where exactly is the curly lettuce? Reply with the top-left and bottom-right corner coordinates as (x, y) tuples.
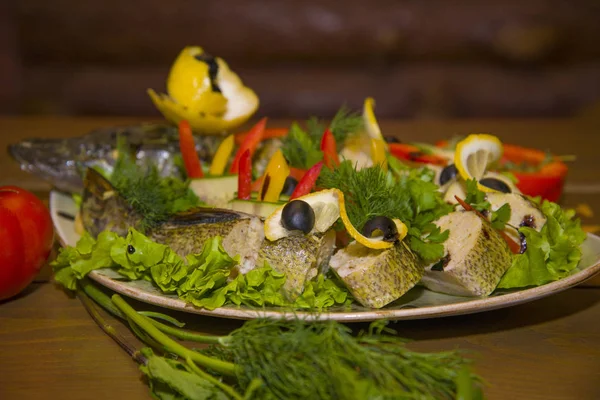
(52, 229), (350, 310)
(497, 201), (587, 289)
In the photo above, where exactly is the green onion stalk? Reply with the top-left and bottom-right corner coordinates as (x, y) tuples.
(76, 278), (484, 400)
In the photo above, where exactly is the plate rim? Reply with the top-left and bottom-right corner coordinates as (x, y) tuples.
(50, 190), (600, 322)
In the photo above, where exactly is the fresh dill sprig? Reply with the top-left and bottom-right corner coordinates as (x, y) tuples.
(110, 138), (201, 230)
(318, 161), (412, 231)
(319, 161), (453, 262)
(218, 319), (481, 399)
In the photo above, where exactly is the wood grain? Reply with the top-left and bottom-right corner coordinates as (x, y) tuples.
(0, 117), (600, 399)
(0, 283), (599, 399)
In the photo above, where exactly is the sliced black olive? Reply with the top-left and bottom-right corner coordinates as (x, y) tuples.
(439, 164), (458, 185)
(480, 178), (511, 193)
(127, 245), (136, 254)
(281, 176), (298, 196)
(281, 200), (315, 234)
(361, 216), (398, 242)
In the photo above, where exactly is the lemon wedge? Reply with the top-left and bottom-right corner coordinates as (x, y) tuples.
(363, 97), (386, 143)
(264, 189), (342, 241)
(454, 134), (503, 192)
(148, 46), (259, 134)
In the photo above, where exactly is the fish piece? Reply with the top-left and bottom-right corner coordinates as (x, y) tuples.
(487, 192), (546, 243)
(422, 211), (512, 297)
(256, 231), (336, 301)
(9, 124), (222, 193)
(81, 168), (265, 272)
(329, 241), (422, 308)
(80, 167), (333, 300)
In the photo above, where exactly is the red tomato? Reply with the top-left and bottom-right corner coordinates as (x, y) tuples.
(0, 186), (54, 301)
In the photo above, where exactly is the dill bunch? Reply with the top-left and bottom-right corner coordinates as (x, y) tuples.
(318, 161), (454, 262)
(110, 138), (201, 230)
(318, 161), (412, 231)
(217, 319), (480, 399)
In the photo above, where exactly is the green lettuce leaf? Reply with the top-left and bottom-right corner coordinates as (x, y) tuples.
(51, 231), (120, 290)
(497, 200), (587, 289)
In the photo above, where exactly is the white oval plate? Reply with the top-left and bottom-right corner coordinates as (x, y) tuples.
(50, 190), (600, 322)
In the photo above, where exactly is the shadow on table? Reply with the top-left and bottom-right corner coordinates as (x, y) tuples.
(386, 288), (600, 341)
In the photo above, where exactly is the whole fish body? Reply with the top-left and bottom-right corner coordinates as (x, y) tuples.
(81, 168), (333, 300)
(9, 123), (282, 194)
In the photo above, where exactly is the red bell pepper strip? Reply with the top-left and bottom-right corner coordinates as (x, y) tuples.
(320, 129), (340, 168)
(235, 127), (288, 145)
(251, 175), (264, 193)
(289, 167), (308, 182)
(178, 120), (203, 178)
(501, 144), (568, 202)
(389, 143), (447, 166)
(229, 117), (267, 174)
(455, 196), (521, 254)
(290, 161), (324, 199)
(237, 149), (252, 200)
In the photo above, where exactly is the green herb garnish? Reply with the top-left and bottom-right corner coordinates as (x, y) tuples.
(280, 123), (324, 170)
(76, 280), (482, 400)
(490, 203), (511, 230)
(281, 106), (363, 169)
(110, 138), (202, 229)
(464, 179), (491, 213)
(319, 161), (453, 262)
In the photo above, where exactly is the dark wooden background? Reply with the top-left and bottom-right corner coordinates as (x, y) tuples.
(1, 1), (600, 119)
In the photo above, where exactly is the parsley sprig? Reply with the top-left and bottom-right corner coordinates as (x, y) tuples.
(281, 106), (363, 169)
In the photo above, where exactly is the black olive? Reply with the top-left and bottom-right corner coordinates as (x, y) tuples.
(281, 200), (315, 234)
(439, 164), (458, 185)
(281, 176), (298, 196)
(127, 245), (136, 254)
(384, 135), (401, 144)
(480, 178), (511, 193)
(361, 216), (398, 242)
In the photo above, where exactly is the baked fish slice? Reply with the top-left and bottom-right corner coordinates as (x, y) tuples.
(80, 168), (332, 299)
(257, 230), (336, 301)
(487, 192), (546, 244)
(421, 211), (512, 297)
(329, 241), (422, 309)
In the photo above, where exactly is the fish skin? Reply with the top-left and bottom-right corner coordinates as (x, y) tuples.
(9, 124), (223, 193)
(80, 167), (331, 299)
(330, 241), (422, 308)
(9, 123), (284, 193)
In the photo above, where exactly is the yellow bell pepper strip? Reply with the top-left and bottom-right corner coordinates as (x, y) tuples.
(290, 161), (324, 200)
(370, 138), (388, 171)
(209, 134), (235, 175)
(363, 97), (387, 144)
(229, 117), (267, 174)
(178, 120), (204, 178)
(320, 128), (340, 168)
(237, 149), (252, 200)
(258, 150), (290, 202)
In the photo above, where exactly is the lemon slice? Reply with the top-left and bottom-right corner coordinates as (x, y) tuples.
(454, 134), (503, 191)
(264, 189), (341, 241)
(148, 46), (259, 134)
(338, 191), (407, 250)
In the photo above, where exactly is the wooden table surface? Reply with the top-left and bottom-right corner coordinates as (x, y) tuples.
(1, 116), (599, 400)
